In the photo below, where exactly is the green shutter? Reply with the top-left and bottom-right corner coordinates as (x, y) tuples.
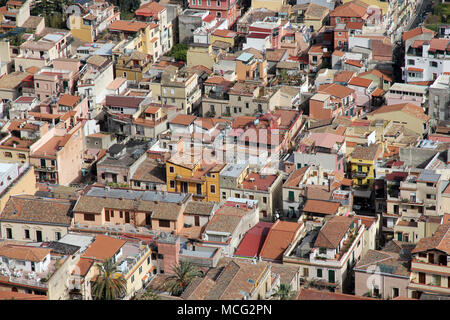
(297, 163), (301, 169)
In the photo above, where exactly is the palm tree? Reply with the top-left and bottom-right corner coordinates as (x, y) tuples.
(271, 283), (296, 300)
(165, 261), (202, 296)
(139, 288), (160, 300)
(91, 258), (127, 300)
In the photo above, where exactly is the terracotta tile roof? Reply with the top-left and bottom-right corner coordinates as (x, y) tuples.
(330, 0), (368, 18)
(314, 215), (354, 249)
(260, 221), (302, 261)
(184, 201), (216, 216)
(407, 67), (424, 72)
(402, 26), (435, 41)
(131, 158), (165, 184)
(371, 88), (384, 97)
(169, 114), (196, 126)
(136, 1), (166, 16)
(334, 70), (355, 83)
(241, 172), (279, 191)
(234, 222), (273, 257)
(265, 48), (287, 62)
(205, 206), (250, 234)
(297, 288), (375, 300)
(0, 245), (51, 262)
(318, 83), (354, 99)
(0, 291), (47, 300)
(349, 76), (372, 88)
(108, 20), (155, 32)
(0, 195), (72, 225)
(73, 257), (94, 276)
(350, 143), (381, 161)
(333, 50), (345, 57)
(105, 95), (145, 108)
(283, 167), (309, 188)
(212, 29), (237, 38)
(368, 103), (430, 122)
(58, 94), (80, 107)
(302, 199), (340, 215)
(428, 38), (450, 52)
(82, 235), (127, 261)
(412, 224), (449, 255)
(344, 59), (363, 67)
(354, 250), (409, 277)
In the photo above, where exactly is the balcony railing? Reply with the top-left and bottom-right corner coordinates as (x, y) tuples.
(352, 171), (368, 178)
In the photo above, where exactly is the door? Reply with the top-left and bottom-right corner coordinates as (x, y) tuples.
(125, 212), (130, 224)
(181, 182), (188, 193)
(31, 262), (35, 272)
(194, 215), (200, 227)
(36, 230), (42, 242)
(419, 272), (425, 284)
(397, 233), (402, 241)
(328, 270), (335, 284)
(429, 253), (434, 264)
(145, 214), (151, 226)
(196, 184), (202, 195)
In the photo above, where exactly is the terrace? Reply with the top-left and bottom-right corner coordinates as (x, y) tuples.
(0, 256), (61, 290)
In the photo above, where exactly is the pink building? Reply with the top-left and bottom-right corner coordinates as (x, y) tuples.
(34, 68), (76, 101)
(188, 0), (238, 27)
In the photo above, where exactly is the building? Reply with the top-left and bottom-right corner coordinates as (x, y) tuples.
(180, 257), (272, 300)
(260, 221), (304, 262)
(219, 164), (283, 221)
(66, 0), (120, 42)
(354, 246), (412, 299)
(201, 199), (259, 255)
(72, 186), (191, 235)
(149, 67), (202, 114)
(29, 123), (85, 185)
(408, 225), (450, 299)
(384, 83), (427, 107)
(366, 103), (430, 136)
(0, 195), (72, 242)
(403, 38), (450, 83)
(0, 163), (36, 213)
(188, 0), (238, 27)
(114, 51), (153, 83)
(166, 151), (225, 203)
(349, 143), (382, 187)
(283, 215), (366, 293)
(428, 74), (450, 124)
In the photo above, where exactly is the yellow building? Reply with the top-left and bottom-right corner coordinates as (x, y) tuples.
(210, 29), (237, 48)
(166, 152), (225, 203)
(349, 144), (381, 187)
(0, 164), (37, 214)
(115, 51), (153, 82)
(251, 0), (286, 11)
(366, 103), (430, 136)
(69, 15), (95, 42)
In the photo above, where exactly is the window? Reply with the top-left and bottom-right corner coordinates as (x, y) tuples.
(4, 152), (12, 158)
(317, 268), (322, 278)
(392, 287), (399, 298)
(55, 232), (61, 241)
(210, 184), (216, 194)
(147, 257), (151, 265)
(303, 268), (309, 277)
(319, 247), (326, 254)
(24, 229), (30, 239)
(430, 61), (438, 67)
(169, 180), (175, 189)
(131, 275), (134, 283)
(139, 266), (142, 274)
(207, 0), (210, 5)
(6, 228), (12, 239)
(120, 211), (123, 218)
(84, 214), (95, 221)
(18, 153), (26, 159)
(407, 59), (415, 65)
(263, 197), (267, 204)
(169, 166), (174, 173)
(159, 219), (170, 228)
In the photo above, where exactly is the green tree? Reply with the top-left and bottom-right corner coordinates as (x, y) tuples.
(271, 283), (296, 300)
(165, 261), (202, 296)
(139, 288), (160, 300)
(91, 258), (127, 300)
(167, 44), (188, 62)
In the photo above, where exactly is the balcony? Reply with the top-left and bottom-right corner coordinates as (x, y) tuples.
(352, 171), (368, 179)
(411, 260), (450, 275)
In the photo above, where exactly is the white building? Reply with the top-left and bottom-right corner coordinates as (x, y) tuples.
(403, 38), (450, 83)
